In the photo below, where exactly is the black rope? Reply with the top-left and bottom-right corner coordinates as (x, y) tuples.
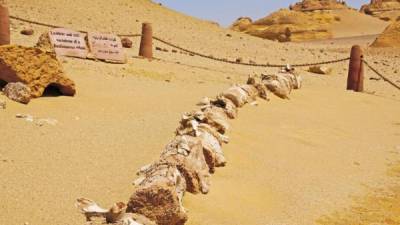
(363, 59), (400, 91)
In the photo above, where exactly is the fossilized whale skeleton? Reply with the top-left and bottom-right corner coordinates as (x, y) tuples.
(76, 68), (302, 225)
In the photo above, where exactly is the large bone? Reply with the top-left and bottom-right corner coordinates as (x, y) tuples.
(238, 84), (258, 102)
(201, 106), (230, 134)
(261, 74), (293, 99)
(247, 76), (269, 100)
(129, 162), (188, 225)
(197, 124), (227, 173)
(176, 119), (227, 173)
(198, 96), (238, 119)
(160, 135), (211, 194)
(75, 198), (155, 225)
(284, 72), (302, 90)
(177, 107), (230, 135)
(222, 85), (249, 107)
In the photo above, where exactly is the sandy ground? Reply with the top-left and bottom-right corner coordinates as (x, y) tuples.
(1, 1), (400, 225)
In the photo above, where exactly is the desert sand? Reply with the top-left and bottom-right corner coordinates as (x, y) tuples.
(1, 0), (400, 225)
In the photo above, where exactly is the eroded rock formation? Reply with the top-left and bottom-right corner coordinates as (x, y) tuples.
(0, 45), (76, 103)
(360, 0), (400, 21)
(290, 0), (348, 11)
(230, 9), (336, 42)
(371, 20), (400, 47)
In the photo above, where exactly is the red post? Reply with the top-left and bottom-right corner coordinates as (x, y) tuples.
(139, 23), (153, 59)
(0, 4), (10, 45)
(347, 45), (364, 92)
(356, 55), (364, 92)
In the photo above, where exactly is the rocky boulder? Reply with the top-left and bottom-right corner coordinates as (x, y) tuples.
(230, 17), (253, 32)
(360, 0), (400, 21)
(290, 0), (348, 11)
(35, 32), (54, 52)
(2, 82), (31, 104)
(371, 20), (400, 47)
(0, 45), (76, 103)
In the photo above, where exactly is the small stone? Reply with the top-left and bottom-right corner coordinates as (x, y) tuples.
(250, 101), (259, 106)
(2, 82), (31, 104)
(236, 57), (243, 63)
(121, 38), (133, 48)
(308, 66), (332, 75)
(16, 114), (34, 122)
(35, 118), (58, 127)
(20, 28), (34, 36)
(226, 34), (232, 37)
(162, 48), (169, 52)
(172, 49), (177, 53)
(369, 77), (381, 81)
(155, 47), (162, 51)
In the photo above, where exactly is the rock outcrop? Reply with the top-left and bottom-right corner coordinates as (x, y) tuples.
(231, 9), (335, 42)
(371, 20), (400, 47)
(0, 45), (76, 103)
(230, 17), (253, 32)
(290, 0), (348, 11)
(360, 0), (400, 21)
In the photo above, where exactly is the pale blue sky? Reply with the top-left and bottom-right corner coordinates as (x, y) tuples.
(154, 0), (368, 27)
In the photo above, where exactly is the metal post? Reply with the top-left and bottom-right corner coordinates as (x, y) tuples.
(347, 45), (363, 92)
(139, 23), (153, 59)
(0, 4), (10, 45)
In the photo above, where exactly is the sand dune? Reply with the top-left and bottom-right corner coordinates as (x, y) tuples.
(1, 0), (400, 225)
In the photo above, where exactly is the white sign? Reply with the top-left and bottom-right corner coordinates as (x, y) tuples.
(49, 28), (88, 58)
(87, 32), (126, 63)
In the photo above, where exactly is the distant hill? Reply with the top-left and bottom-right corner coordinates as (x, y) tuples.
(371, 19), (400, 47)
(360, 0), (400, 22)
(230, 0), (389, 42)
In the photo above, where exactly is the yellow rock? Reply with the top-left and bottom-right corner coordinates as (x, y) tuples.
(371, 20), (400, 47)
(231, 9), (334, 42)
(360, 0), (400, 22)
(0, 45), (76, 100)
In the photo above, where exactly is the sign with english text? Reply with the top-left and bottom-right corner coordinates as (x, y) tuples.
(48, 28), (88, 58)
(87, 32), (126, 63)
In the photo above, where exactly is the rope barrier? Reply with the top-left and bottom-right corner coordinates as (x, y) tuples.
(362, 59), (400, 91)
(10, 14), (351, 68)
(9, 15), (142, 37)
(10, 13), (400, 92)
(153, 36), (350, 68)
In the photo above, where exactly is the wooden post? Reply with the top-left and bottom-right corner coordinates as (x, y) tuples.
(139, 23), (153, 59)
(347, 45), (364, 92)
(0, 4), (10, 45)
